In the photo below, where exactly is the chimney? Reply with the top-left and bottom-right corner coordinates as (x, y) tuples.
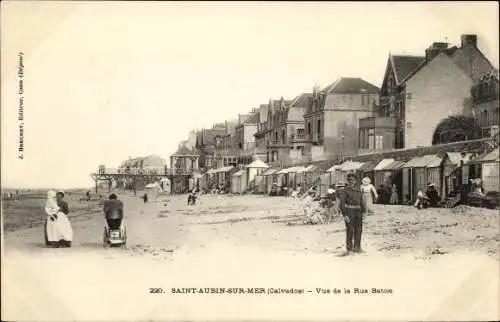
(461, 34), (477, 48)
(425, 42), (449, 62)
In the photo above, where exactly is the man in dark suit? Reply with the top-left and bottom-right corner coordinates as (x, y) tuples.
(338, 173), (366, 255)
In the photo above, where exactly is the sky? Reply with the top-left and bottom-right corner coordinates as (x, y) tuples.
(1, 1), (498, 189)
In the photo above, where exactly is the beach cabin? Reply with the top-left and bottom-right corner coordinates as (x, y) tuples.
(206, 168), (218, 191)
(231, 169), (247, 194)
(441, 152), (472, 197)
(425, 154), (443, 197)
(358, 160), (381, 183)
(402, 154), (442, 203)
(336, 161), (365, 183)
(479, 148), (499, 193)
(245, 159), (269, 192)
(372, 159), (395, 188)
(374, 160), (405, 202)
(287, 166), (308, 191)
(217, 166), (236, 192)
(401, 156), (422, 203)
(326, 164), (341, 188)
(295, 165), (315, 191)
(260, 168), (278, 195)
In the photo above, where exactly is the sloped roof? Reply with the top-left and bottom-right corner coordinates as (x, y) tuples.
(172, 146), (200, 156)
(480, 148), (499, 162)
(246, 159), (269, 168)
(321, 78), (379, 94)
(262, 168), (279, 176)
(232, 169), (245, 177)
(339, 161), (365, 171)
(290, 93), (313, 107)
(381, 160), (406, 171)
(244, 112), (260, 124)
(373, 158), (395, 171)
(359, 160), (380, 172)
(390, 55), (426, 84)
(445, 152), (472, 166)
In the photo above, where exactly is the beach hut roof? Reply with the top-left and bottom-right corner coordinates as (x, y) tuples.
(359, 160), (381, 172)
(206, 169), (217, 174)
(296, 165), (315, 173)
(382, 160), (406, 171)
(245, 159), (269, 168)
(217, 165), (235, 173)
(410, 154), (439, 168)
(402, 156), (424, 168)
(373, 158), (395, 171)
(340, 161), (364, 171)
(444, 152), (472, 165)
(326, 164), (341, 172)
(262, 168), (279, 176)
(232, 169), (245, 176)
(145, 183), (158, 189)
(426, 154), (443, 168)
(277, 166), (296, 174)
(480, 148), (499, 162)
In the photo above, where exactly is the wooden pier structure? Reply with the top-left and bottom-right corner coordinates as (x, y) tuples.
(90, 168), (196, 195)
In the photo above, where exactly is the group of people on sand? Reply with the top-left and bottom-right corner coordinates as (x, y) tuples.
(44, 190), (124, 248)
(291, 173), (378, 255)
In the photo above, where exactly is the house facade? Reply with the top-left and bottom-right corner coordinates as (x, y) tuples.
(471, 71), (499, 138)
(235, 109), (259, 158)
(305, 78), (379, 160)
(360, 34), (496, 152)
(264, 98), (292, 164)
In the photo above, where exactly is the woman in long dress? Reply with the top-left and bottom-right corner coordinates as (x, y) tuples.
(44, 190), (73, 248)
(360, 177), (378, 214)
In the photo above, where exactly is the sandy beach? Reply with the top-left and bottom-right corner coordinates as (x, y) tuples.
(2, 191), (499, 321)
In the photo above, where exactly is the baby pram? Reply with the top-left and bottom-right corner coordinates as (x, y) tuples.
(103, 210), (127, 247)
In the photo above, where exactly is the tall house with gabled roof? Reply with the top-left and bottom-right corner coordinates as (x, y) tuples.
(263, 94), (311, 164)
(360, 34), (496, 152)
(304, 78), (380, 160)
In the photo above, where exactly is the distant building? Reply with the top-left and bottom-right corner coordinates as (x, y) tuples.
(471, 71), (499, 138)
(170, 146), (200, 175)
(195, 124), (227, 169)
(254, 103), (270, 161)
(118, 155), (166, 174)
(235, 108), (260, 159)
(264, 93), (311, 164)
(360, 34), (496, 153)
(305, 78), (379, 160)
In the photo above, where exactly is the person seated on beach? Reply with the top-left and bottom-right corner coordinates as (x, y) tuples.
(414, 190), (430, 209)
(425, 183), (441, 207)
(103, 193), (124, 230)
(319, 188), (337, 223)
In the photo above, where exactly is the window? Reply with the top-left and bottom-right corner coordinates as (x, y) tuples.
(361, 96), (365, 105)
(376, 135), (384, 150)
(282, 129), (286, 144)
(482, 110), (488, 124)
(317, 119), (321, 137)
(368, 129), (375, 150)
(307, 122), (311, 135)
